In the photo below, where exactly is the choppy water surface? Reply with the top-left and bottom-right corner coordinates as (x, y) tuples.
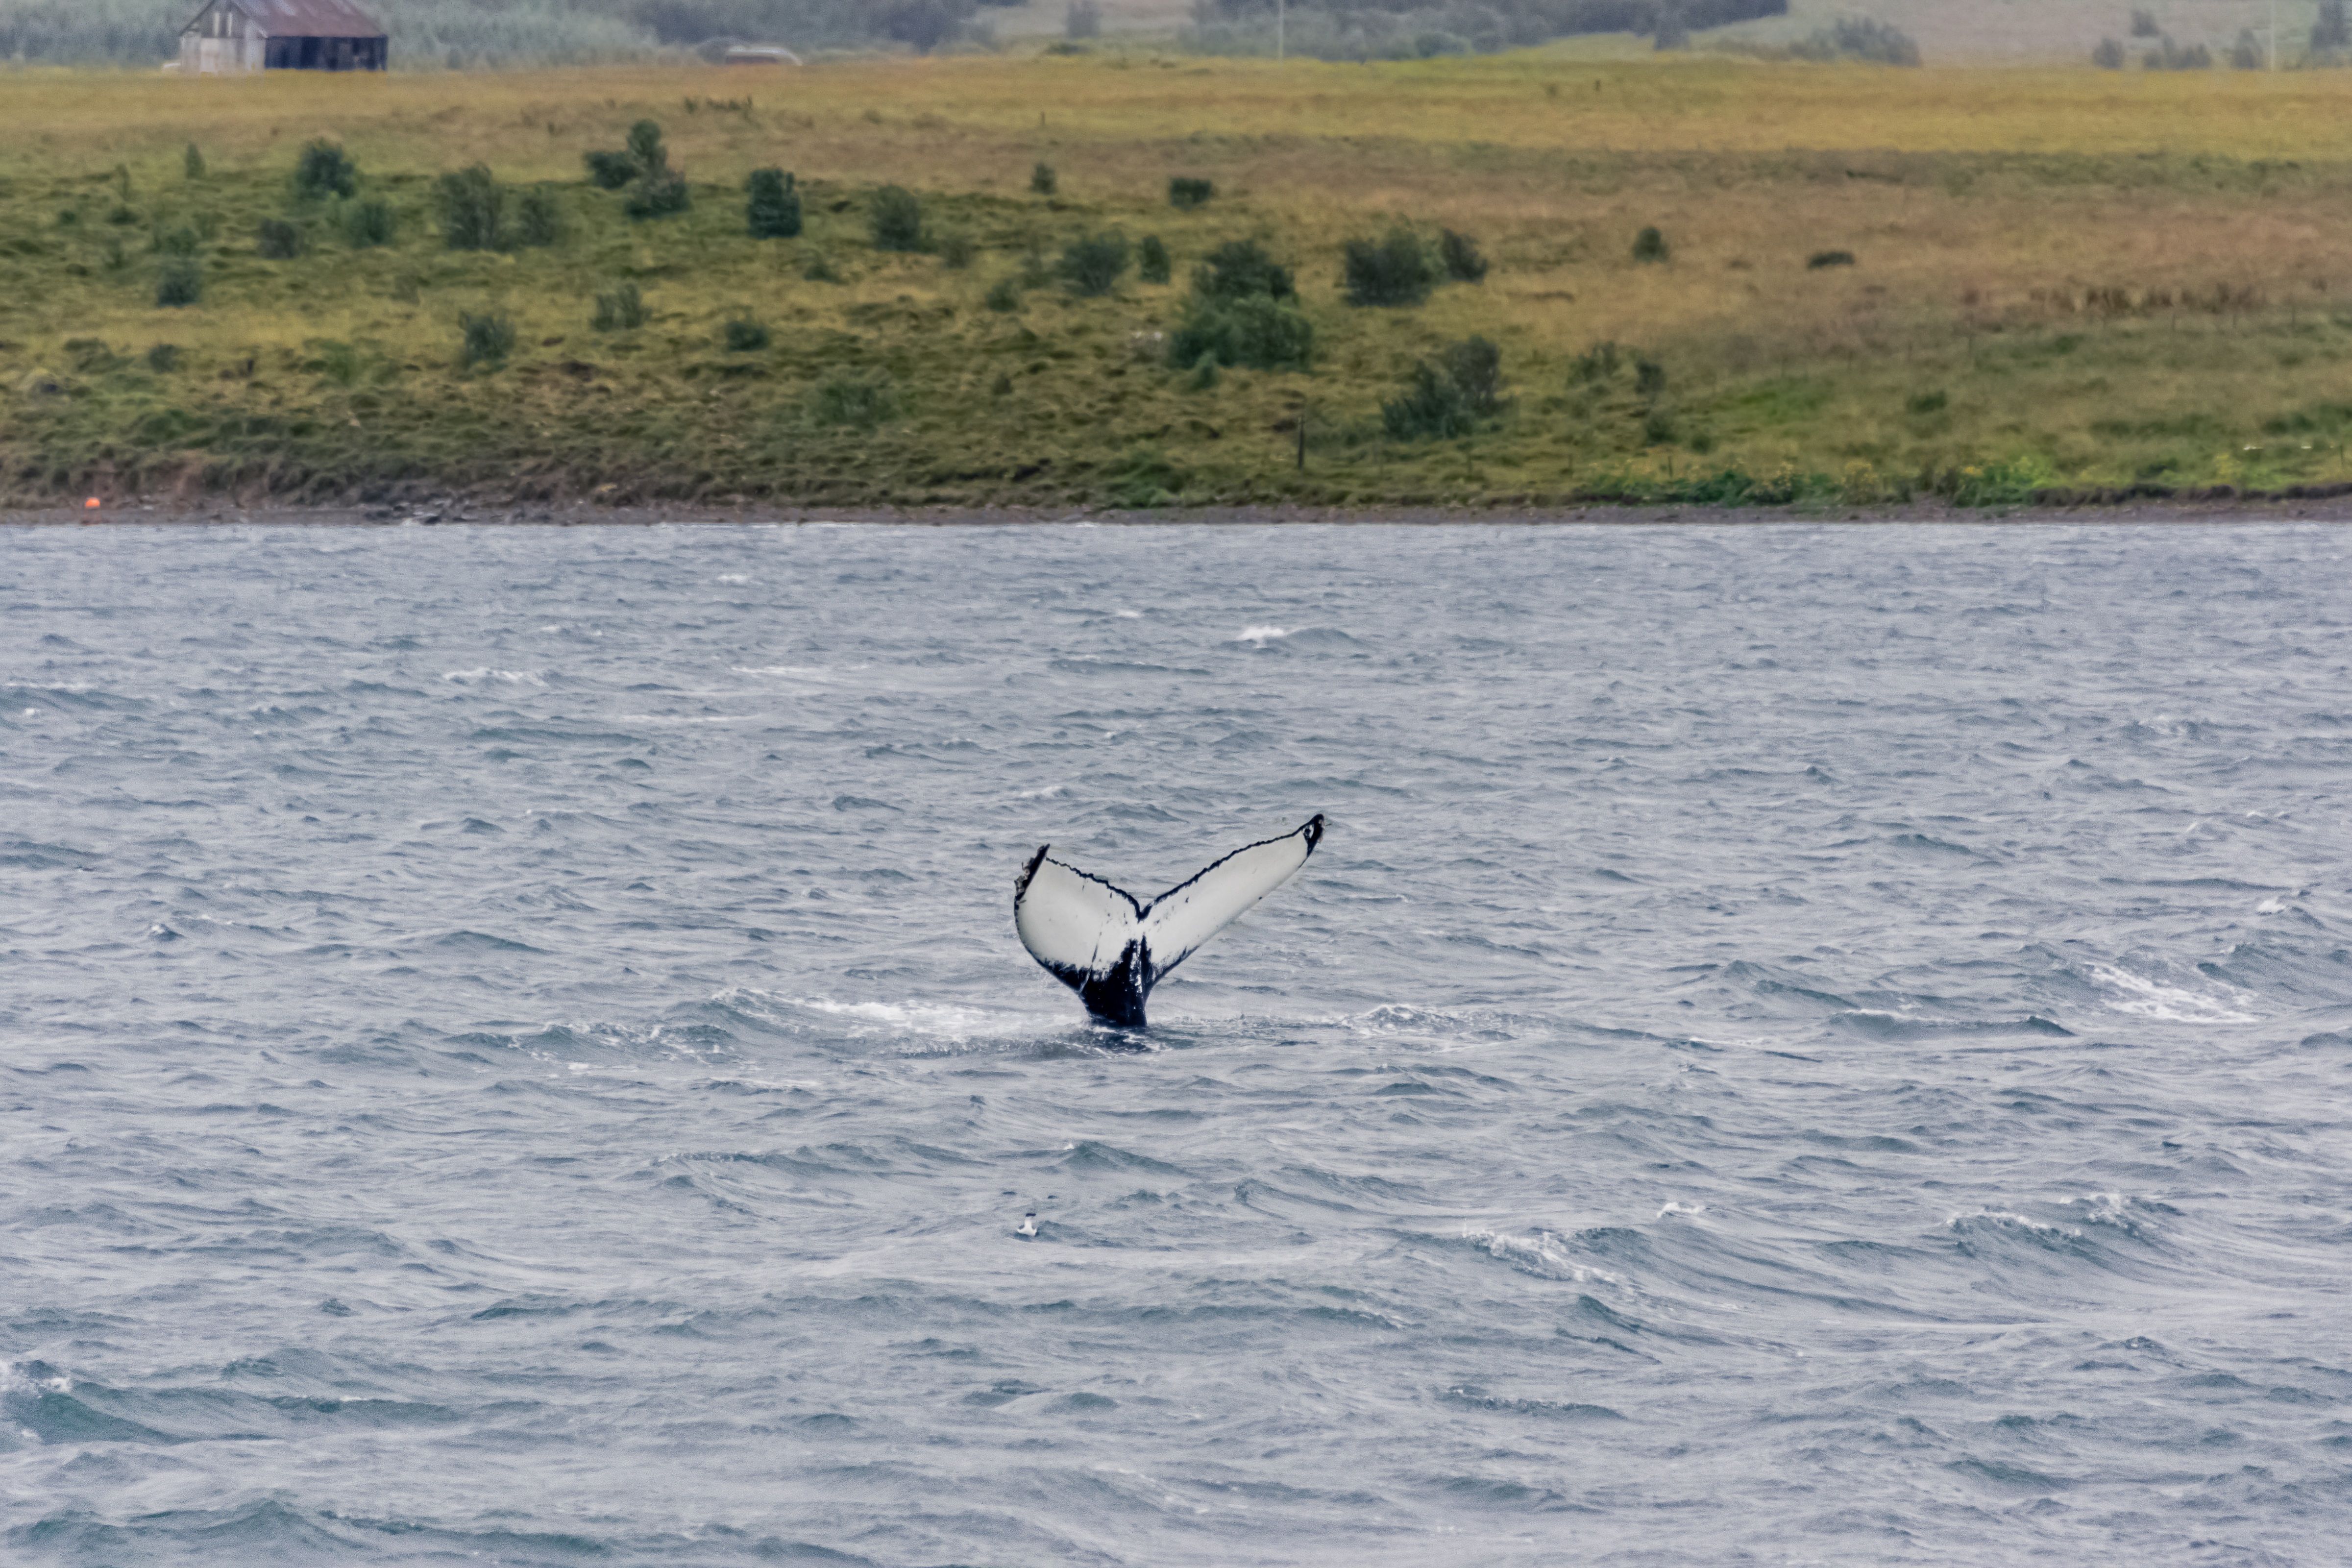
(4, 522), (2351, 1567)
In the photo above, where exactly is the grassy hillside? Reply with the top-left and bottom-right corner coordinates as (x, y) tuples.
(15, 52), (2352, 510)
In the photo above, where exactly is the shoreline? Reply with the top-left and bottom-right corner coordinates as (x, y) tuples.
(10, 496), (2352, 527)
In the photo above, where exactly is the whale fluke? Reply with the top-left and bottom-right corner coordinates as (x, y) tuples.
(1013, 814), (1326, 1027)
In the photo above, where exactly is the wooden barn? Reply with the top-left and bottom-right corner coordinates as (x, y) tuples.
(178, 0), (388, 75)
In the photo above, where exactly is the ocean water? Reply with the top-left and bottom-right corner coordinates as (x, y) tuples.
(3, 520), (2350, 1567)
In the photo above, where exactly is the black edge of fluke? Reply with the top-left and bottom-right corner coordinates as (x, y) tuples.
(1012, 813), (1327, 1031)
(1015, 844), (1052, 902)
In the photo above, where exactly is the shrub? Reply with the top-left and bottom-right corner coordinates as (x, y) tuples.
(1059, 231), (1129, 295)
(723, 318), (770, 352)
(803, 253), (843, 283)
(1169, 175), (1213, 209)
(256, 218), (304, 260)
(343, 199), (395, 248)
(294, 139), (357, 200)
(592, 282), (647, 330)
(1197, 238), (1293, 300)
(1017, 246), (1053, 287)
(1031, 161), (1057, 197)
(1065, 0), (1101, 40)
(984, 275), (1024, 311)
(1167, 295), (1313, 370)
(1907, 390), (1948, 415)
(1137, 234), (1171, 284)
(811, 372), (895, 428)
(870, 185), (924, 251)
(438, 166), (506, 250)
(1807, 249), (1856, 269)
(937, 230), (978, 269)
(156, 223), (201, 257)
(627, 120), (668, 173)
(183, 142), (204, 181)
(1642, 406), (1678, 445)
(155, 258), (201, 307)
(1439, 228), (1488, 283)
(626, 167), (690, 220)
(146, 343), (180, 372)
(1632, 226), (1669, 263)
(516, 186), (564, 247)
(2092, 37), (2125, 69)
(1441, 336), (1502, 415)
(1570, 341), (1621, 383)
(459, 311), (516, 368)
(745, 168), (802, 238)
(1186, 353), (1219, 391)
(1634, 357), (1667, 400)
(1383, 362), (1470, 440)
(1342, 227), (1434, 306)
(585, 149), (639, 189)
(2143, 38), (2211, 69)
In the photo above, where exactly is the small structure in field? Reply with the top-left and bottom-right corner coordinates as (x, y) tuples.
(179, 0), (388, 75)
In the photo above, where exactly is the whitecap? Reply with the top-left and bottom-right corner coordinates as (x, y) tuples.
(2087, 963), (2260, 1024)
(1459, 1226), (1623, 1286)
(1233, 625), (1292, 644)
(441, 668), (545, 686)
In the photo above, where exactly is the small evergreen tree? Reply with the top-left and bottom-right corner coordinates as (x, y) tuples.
(1383, 363), (1470, 439)
(516, 186), (564, 247)
(155, 258), (201, 307)
(293, 139), (357, 200)
(343, 199), (395, 248)
(1059, 231), (1129, 295)
(1342, 228), (1434, 306)
(745, 169), (803, 239)
(183, 142), (205, 181)
(592, 283), (648, 330)
(626, 168), (690, 220)
(585, 150), (638, 189)
(1439, 229), (1488, 283)
(1030, 161), (1057, 196)
(627, 120), (668, 173)
(869, 186), (925, 251)
(1196, 238), (1293, 300)
(459, 311), (516, 368)
(1137, 234), (1171, 284)
(438, 166), (506, 250)
(255, 218), (304, 259)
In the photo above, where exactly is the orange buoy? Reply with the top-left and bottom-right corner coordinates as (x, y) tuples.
(84, 497), (100, 510)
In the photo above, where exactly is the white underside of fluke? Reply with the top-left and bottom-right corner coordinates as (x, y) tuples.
(1012, 815), (1325, 1026)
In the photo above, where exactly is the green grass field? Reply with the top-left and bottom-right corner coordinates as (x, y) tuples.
(14, 52), (2352, 510)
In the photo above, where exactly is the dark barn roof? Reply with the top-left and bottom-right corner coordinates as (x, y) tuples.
(190, 0), (385, 37)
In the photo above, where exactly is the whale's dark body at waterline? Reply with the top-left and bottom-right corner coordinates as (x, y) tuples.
(1013, 815), (1325, 1027)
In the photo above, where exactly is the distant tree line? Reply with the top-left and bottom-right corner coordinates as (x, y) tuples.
(1185, 0), (1788, 60)
(0, 0), (1005, 66)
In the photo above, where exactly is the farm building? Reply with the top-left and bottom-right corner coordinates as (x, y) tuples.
(178, 0), (388, 75)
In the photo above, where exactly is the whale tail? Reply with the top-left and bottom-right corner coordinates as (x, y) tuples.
(1013, 814), (1326, 1027)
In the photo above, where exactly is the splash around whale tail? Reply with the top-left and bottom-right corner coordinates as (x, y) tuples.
(1013, 814), (1326, 1027)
